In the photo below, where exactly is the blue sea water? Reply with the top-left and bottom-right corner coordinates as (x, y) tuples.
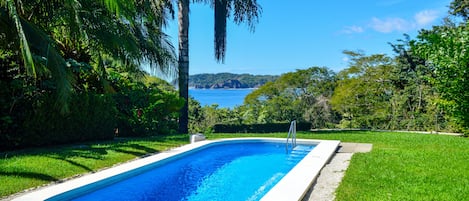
(189, 88), (254, 108)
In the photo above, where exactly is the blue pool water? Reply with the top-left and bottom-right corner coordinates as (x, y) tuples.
(68, 142), (315, 201)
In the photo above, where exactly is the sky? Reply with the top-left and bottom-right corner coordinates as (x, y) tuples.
(162, 0), (452, 76)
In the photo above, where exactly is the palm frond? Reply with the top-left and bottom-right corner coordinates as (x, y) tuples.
(146, 31), (177, 79)
(231, 0), (262, 30)
(144, 0), (175, 26)
(100, 0), (136, 19)
(214, 0), (227, 63)
(211, 0), (261, 62)
(63, 0), (88, 47)
(20, 16), (74, 113)
(5, 0), (36, 78)
(131, 14), (176, 78)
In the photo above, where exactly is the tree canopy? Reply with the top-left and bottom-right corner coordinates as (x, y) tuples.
(0, 0), (176, 112)
(1, 0), (183, 150)
(412, 21), (469, 132)
(189, 0), (469, 135)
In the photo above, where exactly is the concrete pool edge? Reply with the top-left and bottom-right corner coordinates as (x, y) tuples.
(11, 138), (340, 201)
(261, 139), (340, 201)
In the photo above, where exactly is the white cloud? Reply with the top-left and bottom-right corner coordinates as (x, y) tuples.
(342, 9), (441, 34)
(369, 9), (441, 33)
(342, 26), (365, 34)
(369, 17), (412, 33)
(342, 57), (350, 63)
(414, 10), (439, 26)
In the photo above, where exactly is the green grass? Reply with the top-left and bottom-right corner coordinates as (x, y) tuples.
(1, 131), (468, 200)
(0, 135), (188, 198)
(206, 131), (469, 201)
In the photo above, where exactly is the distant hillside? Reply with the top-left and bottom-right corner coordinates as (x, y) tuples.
(189, 73), (278, 89)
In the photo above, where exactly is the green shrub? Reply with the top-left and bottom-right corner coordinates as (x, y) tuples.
(113, 82), (184, 137)
(0, 92), (117, 150)
(212, 122), (311, 133)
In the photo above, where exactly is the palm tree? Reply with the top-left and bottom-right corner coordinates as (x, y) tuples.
(1, 0), (176, 112)
(177, 0), (261, 133)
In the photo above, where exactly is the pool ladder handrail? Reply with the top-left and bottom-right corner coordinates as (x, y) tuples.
(286, 120), (297, 153)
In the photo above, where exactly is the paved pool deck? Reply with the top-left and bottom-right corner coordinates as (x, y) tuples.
(303, 143), (373, 201)
(336, 143), (373, 153)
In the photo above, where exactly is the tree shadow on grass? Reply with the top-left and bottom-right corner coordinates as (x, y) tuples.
(44, 146), (110, 172)
(0, 171), (58, 182)
(46, 156), (94, 172)
(54, 147), (109, 160)
(111, 144), (160, 157)
(0, 134), (188, 184)
(44, 143), (162, 172)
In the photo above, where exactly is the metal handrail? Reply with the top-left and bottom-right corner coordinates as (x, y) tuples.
(285, 120), (297, 153)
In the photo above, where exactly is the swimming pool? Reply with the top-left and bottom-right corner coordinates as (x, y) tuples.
(12, 138), (340, 201)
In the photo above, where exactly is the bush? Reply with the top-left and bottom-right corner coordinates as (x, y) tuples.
(1, 92), (117, 150)
(0, 49), (183, 150)
(212, 122), (311, 133)
(113, 82), (184, 137)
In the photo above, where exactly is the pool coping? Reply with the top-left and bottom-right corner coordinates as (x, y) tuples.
(11, 138), (340, 201)
(261, 139), (340, 201)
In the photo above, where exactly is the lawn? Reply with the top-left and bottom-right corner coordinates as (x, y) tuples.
(206, 131), (469, 201)
(0, 135), (188, 198)
(1, 131), (468, 200)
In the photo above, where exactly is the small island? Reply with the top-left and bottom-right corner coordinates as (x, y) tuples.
(189, 73), (278, 89)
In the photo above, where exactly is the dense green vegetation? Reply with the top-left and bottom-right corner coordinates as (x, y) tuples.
(0, 0), (183, 150)
(206, 131), (469, 201)
(189, 73), (278, 88)
(2, 0), (466, 149)
(189, 2), (469, 135)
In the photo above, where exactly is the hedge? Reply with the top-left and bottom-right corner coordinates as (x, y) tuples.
(1, 93), (117, 151)
(212, 122), (311, 133)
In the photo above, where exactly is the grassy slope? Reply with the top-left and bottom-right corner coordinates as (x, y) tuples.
(1, 131), (468, 200)
(206, 131), (469, 201)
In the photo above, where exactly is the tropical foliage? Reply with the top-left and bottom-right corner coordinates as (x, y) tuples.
(188, 0), (469, 135)
(412, 21), (469, 133)
(189, 40), (465, 134)
(111, 72), (184, 137)
(188, 46), (461, 134)
(0, 0), (182, 150)
(243, 67), (337, 126)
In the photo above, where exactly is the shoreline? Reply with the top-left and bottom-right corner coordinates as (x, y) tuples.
(189, 87), (258, 90)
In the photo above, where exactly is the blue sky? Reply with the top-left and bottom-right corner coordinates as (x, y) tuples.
(163, 0), (452, 75)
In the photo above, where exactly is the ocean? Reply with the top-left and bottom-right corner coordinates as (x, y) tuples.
(189, 88), (254, 108)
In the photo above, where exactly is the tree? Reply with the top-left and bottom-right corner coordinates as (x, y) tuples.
(331, 51), (394, 129)
(388, 36), (439, 131)
(449, 0), (469, 21)
(243, 66), (337, 127)
(412, 22), (469, 132)
(177, 0), (262, 133)
(0, 0), (176, 112)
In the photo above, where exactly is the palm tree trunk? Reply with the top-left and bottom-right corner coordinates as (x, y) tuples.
(178, 0), (190, 134)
